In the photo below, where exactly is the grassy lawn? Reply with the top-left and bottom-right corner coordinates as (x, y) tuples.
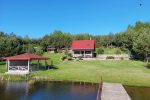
(1, 53), (150, 87)
(43, 52), (63, 65)
(33, 59), (150, 87)
(0, 61), (6, 73)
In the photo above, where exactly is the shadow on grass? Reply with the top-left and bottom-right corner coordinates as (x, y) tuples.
(49, 65), (58, 70)
(145, 63), (150, 69)
(30, 63), (58, 71)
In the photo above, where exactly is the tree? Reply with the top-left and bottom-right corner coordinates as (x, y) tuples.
(0, 32), (25, 57)
(41, 30), (72, 50)
(35, 47), (44, 55)
(121, 21), (150, 61)
(26, 44), (35, 53)
(73, 33), (92, 40)
(96, 47), (104, 54)
(133, 28), (150, 62)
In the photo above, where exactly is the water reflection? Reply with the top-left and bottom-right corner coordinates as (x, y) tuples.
(0, 81), (98, 100)
(124, 85), (150, 100)
(0, 81), (28, 100)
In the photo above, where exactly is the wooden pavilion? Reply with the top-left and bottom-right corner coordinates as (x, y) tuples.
(3, 53), (48, 74)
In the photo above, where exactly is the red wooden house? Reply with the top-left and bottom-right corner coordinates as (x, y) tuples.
(71, 40), (95, 58)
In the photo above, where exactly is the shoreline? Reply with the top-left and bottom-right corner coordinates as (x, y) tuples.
(0, 74), (150, 87)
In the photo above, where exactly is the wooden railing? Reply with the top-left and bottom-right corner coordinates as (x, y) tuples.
(96, 77), (103, 100)
(9, 66), (28, 71)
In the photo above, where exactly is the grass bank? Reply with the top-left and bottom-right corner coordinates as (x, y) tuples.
(33, 60), (150, 87)
(0, 53), (150, 87)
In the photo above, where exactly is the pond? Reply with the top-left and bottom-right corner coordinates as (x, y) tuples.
(124, 85), (150, 100)
(0, 81), (98, 100)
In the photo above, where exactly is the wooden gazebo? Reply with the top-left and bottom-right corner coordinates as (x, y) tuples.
(4, 53), (48, 74)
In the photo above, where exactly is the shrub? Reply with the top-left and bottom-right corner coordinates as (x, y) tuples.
(67, 53), (72, 57)
(61, 55), (67, 61)
(96, 47), (104, 54)
(120, 47), (129, 54)
(35, 48), (44, 55)
(64, 53), (73, 60)
(106, 56), (114, 59)
(115, 48), (121, 54)
(77, 56), (83, 60)
(120, 57), (124, 60)
(67, 57), (72, 61)
(145, 63), (150, 69)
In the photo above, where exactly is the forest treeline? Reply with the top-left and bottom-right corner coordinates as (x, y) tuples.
(0, 21), (150, 61)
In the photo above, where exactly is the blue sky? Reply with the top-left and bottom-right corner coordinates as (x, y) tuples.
(0, 0), (150, 38)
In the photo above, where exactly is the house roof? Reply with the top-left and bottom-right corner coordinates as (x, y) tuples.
(71, 40), (95, 50)
(3, 53), (48, 60)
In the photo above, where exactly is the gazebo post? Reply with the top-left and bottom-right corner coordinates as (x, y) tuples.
(6, 60), (8, 70)
(28, 60), (30, 73)
(45, 60), (48, 69)
(38, 60), (40, 70)
(7, 60), (10, 72)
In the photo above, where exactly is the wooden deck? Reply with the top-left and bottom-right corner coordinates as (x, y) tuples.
(101, 83), (131, 100)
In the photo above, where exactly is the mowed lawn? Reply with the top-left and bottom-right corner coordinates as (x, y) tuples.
(0, 62), (6, 73)
(33, 59), (150, 87)
(1, 53), (150, 87)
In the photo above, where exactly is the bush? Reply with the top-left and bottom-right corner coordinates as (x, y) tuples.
(120, 47), (129, 54)
(66, 53), (72, 57)
(67, 57), (72, 61)
(61, 55), (67, 61)
(64, 52), (73, 60)
(76, 56), (83, 60)
(106, 56), (114, 59)
(35, 47), (44, 55)
(115, 48), (121, 54)
(96, 47), (104, 54)
(145, 63), (150, 69)
(120, 57), (124, 60)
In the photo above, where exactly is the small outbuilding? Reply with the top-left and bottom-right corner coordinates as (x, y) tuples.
(47, 46), (56, 53)
(71, 40), (95, 58)
(3, 53), (48, 74)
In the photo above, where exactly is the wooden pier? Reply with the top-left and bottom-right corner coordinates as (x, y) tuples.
(101, 83), (131, 100)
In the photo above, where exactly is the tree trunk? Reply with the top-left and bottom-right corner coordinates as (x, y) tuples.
(144, 53), (148, 63)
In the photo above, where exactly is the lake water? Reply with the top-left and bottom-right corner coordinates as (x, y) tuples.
(1, 81), (149, 100)
(124, 85), (150, 100)
(0, 81), (98, 100)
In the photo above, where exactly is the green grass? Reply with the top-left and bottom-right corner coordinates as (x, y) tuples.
(43, 52), (63, 65)
(0, 61), (6, 73)
(30, 53), (63, 67)
(1, 53), (150, 87)
(33, 60), (150, 86)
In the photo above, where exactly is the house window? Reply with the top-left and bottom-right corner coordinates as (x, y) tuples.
(85, 51), (91, 54)
(74, 51), (80, 54)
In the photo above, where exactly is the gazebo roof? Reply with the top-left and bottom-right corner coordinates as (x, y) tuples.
(4, 53), (48, 60)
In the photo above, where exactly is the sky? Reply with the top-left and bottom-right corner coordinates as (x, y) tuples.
(0, 0), (150, 38)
